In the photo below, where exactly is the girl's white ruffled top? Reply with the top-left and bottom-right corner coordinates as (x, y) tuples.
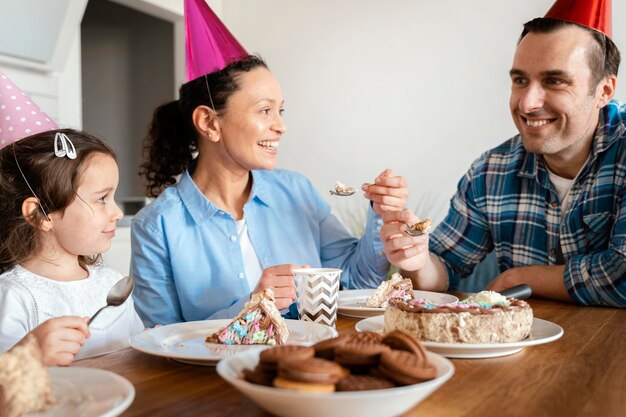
(0, 264), (144, 359)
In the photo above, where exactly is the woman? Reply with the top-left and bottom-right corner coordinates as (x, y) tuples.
(131, 1), (407, 326)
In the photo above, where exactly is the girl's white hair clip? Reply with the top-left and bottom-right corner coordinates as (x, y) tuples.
(54, 132), (77, 159)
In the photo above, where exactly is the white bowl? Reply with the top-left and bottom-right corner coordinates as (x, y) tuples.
(216, 349), (454, 417)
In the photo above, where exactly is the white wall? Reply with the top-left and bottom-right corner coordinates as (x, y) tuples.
(0, 0), (87, 129)
(219, 0), (626, 224)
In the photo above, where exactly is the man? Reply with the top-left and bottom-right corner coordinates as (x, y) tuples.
(382, 0), (625, 307)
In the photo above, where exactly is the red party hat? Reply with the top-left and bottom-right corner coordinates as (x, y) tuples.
(545, 0), (611, 38)
(184, 0), (248, 81)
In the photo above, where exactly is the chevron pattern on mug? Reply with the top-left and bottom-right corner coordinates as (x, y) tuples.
(294, 268), (342, 328)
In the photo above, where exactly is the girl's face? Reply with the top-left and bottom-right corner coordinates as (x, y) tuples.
(215, 67), (286, 171)
(48, 153), (123, 257)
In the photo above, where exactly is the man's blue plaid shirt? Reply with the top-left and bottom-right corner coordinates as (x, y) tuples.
(431, 100), (626, 307)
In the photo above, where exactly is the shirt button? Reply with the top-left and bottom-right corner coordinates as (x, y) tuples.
(230, 235), (237, 241)
(551, 201), (558, 208)
(238, 272), (245, 279)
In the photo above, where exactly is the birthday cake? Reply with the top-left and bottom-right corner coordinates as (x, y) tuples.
(384, 291), (533, 343)
(366, 273), (415, 308)
(0, 335), (55, 417)
(206, 289), (290, 345)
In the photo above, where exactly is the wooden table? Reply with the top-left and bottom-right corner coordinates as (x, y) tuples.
(76, 299), (626, 417)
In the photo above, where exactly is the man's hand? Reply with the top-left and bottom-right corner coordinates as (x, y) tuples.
(29, 316), (90, 366)
(486, 265), (572, 302)
(362, 169), (408, 216)
(381, 208), (430, 271)
(254, 264), (307, 310)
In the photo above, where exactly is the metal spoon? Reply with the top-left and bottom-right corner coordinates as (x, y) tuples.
(404, 218), (432, 237)
(404, 225), (425, 237)
(89, 275), (135, 325)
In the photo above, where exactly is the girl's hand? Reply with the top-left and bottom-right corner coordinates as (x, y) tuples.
(29, 316), (90, 366)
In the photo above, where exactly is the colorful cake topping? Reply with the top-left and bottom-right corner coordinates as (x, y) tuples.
(367, 273), (415, 308)
(206, 289), (290, 345)
(461, 291), (511, 308)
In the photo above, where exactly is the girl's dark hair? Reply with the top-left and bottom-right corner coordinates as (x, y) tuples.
(139, 55), (268, 198)
(0, 128), (117, 273)
(520, 18), (621, 89)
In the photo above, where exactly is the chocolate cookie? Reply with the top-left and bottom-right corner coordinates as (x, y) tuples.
(378, 349), (437, 385)
(336, 374), (396, 391)
(273, 376), (335, 393)
(313, 334), (350, 359)
(348, 331), (384, 344)
(259, 345), (315, 376)
(335, 339), (390, 372)
(278, 357), (346, 384)
(243, 365), (273, 386)
(382, 330), (428, 359)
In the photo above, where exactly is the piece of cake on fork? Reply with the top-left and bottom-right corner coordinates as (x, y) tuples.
(206, 289), (291, 345)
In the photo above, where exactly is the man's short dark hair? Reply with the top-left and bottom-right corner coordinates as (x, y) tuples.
(520, 18), (621, 89)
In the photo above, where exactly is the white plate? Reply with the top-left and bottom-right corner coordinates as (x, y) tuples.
(130, 319), (337, 365)
(338, 289), (459, 318)
(355, 316), (563, 358)
(216, 348), (454, 417)
(29, 367), (134, 417)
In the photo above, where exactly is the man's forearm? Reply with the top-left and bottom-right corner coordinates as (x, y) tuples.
(490, 265), (573, 302)
(401, 254), (448, 292)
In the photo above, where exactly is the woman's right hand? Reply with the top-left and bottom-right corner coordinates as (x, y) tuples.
(254, 264), (305, 310)
(29, 316), (91, 366)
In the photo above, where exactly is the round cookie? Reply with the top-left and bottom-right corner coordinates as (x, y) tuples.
(243, 365), (273, 386)
(336, 374), (395, 391)
(349, 331), (384, 344)
(278, 357), (346, 385)
(273, 376), (335, 393)
(382, 330), (428, 359)
(378, 349), (437, 385)
(312, 334), (350, 359)
(259, 345), (315, 376)
(335, 339), (390, 372)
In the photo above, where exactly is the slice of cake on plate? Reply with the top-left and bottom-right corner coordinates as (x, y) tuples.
(384, 290), (533, 343)
(0, 335), (55, 417)
(366, 272), (415, 308)
(206, 289), (291, 345)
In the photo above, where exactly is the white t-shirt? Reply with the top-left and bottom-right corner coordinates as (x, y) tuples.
(547, 169), (575, 214)
(0, 264), (144, 359)
(235, 217), (263, 290)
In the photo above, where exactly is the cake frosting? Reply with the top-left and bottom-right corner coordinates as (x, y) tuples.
(0, 335), (55, 417)
(206, 289), (290, 345)
(366, 273), (415, 308)
(384, 290), (533, 343)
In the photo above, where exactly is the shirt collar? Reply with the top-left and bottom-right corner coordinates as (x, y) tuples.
(518, 100), (626, 181)
(177, 166), (273, 225)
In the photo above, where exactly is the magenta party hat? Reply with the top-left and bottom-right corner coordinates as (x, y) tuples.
(0, 71), (58, 149)
(184, 0), (248, 81)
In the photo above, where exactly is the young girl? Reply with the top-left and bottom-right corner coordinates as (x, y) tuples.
(0, 129), (144, 366)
